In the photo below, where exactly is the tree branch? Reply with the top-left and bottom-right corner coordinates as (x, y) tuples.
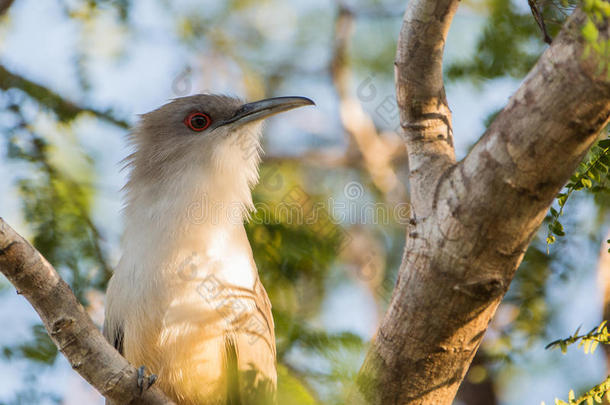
(394, 0), (458, 213)
(352, 3), (610, 404)
(0, 0), (15, 17)
(0, 64), (129, 129)
(330, 4), (407, 202)
(528, 0), (553, 44)
(0, 218), (175, 405)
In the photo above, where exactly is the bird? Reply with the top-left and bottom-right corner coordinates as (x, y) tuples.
(103, 94), (314, 405)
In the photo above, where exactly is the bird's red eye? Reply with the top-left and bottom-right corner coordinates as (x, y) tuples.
(184, 112), (212, 132)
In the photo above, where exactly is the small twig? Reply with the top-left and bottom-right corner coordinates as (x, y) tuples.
(0, 64), (129, 128)
(528, 0), (553, 44)
(0, 218), (175, 405)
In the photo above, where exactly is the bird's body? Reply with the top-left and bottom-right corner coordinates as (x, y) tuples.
(103, 94), (313, 405)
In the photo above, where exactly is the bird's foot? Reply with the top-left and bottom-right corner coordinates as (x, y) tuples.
(137, 365), (158, 395)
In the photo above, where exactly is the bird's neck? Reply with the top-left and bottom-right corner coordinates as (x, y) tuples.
(119, 167), (259, 291)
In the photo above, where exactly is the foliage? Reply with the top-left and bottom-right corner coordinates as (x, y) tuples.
(447, 0), (574, 82)
(541, 132), (610, 405)
(276, 364), (320, 405)
(447, 0), (610, 84)
(546, 135), (610, 248)
(499, 241), (555, 352)
(2, 324), (58, 365)
(546, 321), (610, 354)
(2, 95), (111, 299)
(581, 0), (610, 78)
(545, 322), (610, 405)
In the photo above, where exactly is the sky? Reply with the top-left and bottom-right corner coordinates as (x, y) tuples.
(0, 0), (606, 404)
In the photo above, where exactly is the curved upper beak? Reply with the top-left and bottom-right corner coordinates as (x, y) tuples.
(218, 96), (315, 129)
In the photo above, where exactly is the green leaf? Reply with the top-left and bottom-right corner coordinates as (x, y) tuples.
(574, 326), (583, 337)
(551, 221), (565, 237)
(584, 339), (592, 354)
(591, 340), (600, 353)
(584, 0), (594, 11)
(18, 324), (58, 365)
(582, 19), (599, 43)
(277, 364), (321, 405)
(598, 139), (610, 148)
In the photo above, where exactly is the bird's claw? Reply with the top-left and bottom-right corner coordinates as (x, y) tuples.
(137, 365), (157, 395)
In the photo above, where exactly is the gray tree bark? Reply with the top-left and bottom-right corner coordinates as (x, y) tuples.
(0, 0), (14, 17)
(0, 219), (175, 405)
(351, 1), (610, 404)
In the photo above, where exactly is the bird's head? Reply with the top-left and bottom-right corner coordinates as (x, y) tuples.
(124, 94), (314, 218)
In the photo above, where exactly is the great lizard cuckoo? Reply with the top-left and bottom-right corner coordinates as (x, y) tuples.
(103, 94), (314, 405)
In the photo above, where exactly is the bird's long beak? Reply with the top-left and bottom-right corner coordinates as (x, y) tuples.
(219, 96), (315, 129)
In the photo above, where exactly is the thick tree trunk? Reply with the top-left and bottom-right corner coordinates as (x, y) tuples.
(455, 354), (498, 405)
(351, 2), (610, 404)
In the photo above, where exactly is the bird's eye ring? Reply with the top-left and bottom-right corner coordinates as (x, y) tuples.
(185, 112), (212, 132)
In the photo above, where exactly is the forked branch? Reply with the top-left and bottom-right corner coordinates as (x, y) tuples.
(353, 2), (610, 405)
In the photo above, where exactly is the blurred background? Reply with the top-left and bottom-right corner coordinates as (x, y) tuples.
(0, 0), (608, 404)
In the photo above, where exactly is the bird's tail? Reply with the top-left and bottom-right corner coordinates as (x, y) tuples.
(224, 336), (242, 405)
